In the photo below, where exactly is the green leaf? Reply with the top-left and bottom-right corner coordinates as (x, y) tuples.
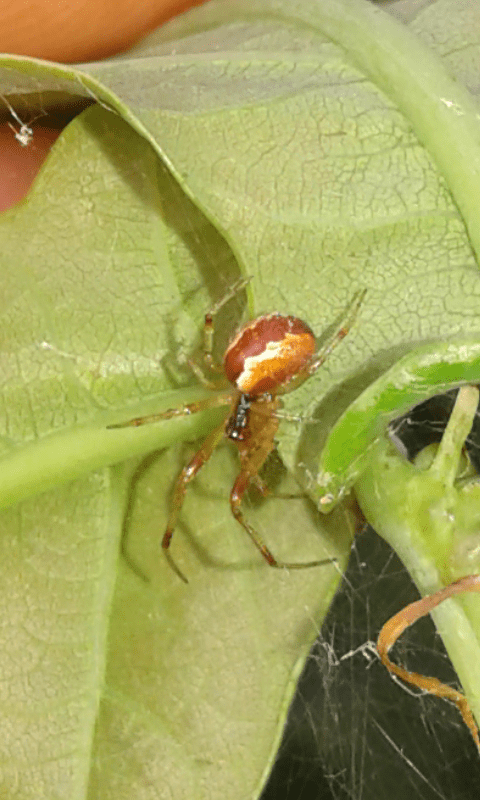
(1, 0), (480, 796)
(0, 73), (349, 800)
(83, 0), (480, 480)
(0, 467), (128, 798)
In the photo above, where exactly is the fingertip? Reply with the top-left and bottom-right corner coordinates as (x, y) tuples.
(0, 0), (204, 63)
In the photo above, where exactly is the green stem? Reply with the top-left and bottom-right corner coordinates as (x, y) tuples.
(430, 385), (479, 485)
(0, 387), (228, 511)
(355, 385), (480, 732)
(314, 337), (480, 509)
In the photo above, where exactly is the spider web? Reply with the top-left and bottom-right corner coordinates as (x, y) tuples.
(0, 90), (91, 154)
(0, 91), (49, 147)
(0, 91), (91, 215)
(262, 391), (480, 800)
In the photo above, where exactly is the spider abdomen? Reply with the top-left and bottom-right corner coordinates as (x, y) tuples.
(223, 314), (316, 395)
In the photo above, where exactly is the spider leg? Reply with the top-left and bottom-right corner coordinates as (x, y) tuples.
(377, 573), (480, 753)
(251, 474), (311, 503)
(229, 472), (333, 571)
(276, 288), (367, 397)
(307, 287), (366, 377)
(251, 475), (270, 496)
(108, 392), (230, 428)
(186, 357), (224, 388)
(162, 420), (227, 583)
(202, 276), (252, 373)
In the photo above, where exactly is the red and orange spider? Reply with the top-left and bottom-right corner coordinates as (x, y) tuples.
(111, 281), (365, 583)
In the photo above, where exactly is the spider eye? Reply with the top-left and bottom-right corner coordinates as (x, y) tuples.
(224, 314), (315, 394)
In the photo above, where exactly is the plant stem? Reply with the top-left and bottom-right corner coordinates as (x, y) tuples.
(355, 385), (480, 735)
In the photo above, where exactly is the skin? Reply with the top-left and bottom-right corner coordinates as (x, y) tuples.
(0, 0), (205, 211)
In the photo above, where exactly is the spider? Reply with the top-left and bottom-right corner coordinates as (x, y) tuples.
(0, 95), (46, 148)
(111, 281), (366, 583)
